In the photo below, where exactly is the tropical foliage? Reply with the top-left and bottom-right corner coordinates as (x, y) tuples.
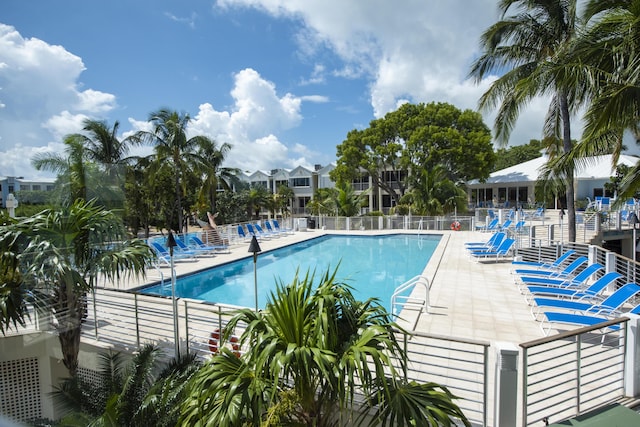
(0, 200), (154, 375)
(53, 345), (201, 427)
(180, 268), (470, 426)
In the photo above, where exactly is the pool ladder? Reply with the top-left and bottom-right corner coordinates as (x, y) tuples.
(391, 275), (430, 317)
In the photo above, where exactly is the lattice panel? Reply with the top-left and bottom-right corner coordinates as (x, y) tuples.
(0, 357), (41, 423)
(77, 366), (101, 389)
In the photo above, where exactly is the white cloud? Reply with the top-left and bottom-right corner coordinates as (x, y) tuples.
(0, 24), (117, 176)
(187, 68), (308, 171)
(215, 0), (552, 147)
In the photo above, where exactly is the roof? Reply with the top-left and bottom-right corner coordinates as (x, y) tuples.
(468, 154), (639, 185)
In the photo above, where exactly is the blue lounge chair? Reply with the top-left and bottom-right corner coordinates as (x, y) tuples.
(237, 225), (252, 242)
(173, 236), (215, 256)
(466, 232), (505, 251)
(469, 238), (515, 262)
(149, 241), (197, 265)
(524, 270), (619, 303)
(513, 256), (588, 279)
(264, 220), (285, 236)
(190, 235), (230, 253)
(518, 263), (604, 294)
(246, 223), (268, 240)
(531, 283), (640, 321)
(272, 219), (293, 234)
(511, 249), (575, 270)
(254, 223), (277, 238)
(540, 304), (640, 336)
(498, 219), (513, 230)
(476, 218), (498, 232)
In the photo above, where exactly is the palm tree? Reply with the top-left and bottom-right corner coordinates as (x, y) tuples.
(194, 137), (239, 214)
(560, 0), (640, 201)
(469, 0), (580, 241)
(179, 268), (469, 426)
(246, 185), (270, 219)
(138, 109), (207, 233)
(406, 165), (466, 216)
(334, 180), (368, 216)
(33, 135), (88, 203)
(0, 200), (154, 375)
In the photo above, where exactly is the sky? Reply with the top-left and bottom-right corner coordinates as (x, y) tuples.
(0, 0), (555, 180)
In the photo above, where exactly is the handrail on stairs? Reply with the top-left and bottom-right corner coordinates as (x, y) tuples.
(391, 275), (430, 317)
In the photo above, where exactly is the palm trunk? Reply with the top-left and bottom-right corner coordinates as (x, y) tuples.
(174, 157), (183, 234)
(560, 93), (576, 242)
(54, 287), (86, 377)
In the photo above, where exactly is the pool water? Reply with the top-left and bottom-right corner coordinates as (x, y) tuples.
(141, 234), (440, 311)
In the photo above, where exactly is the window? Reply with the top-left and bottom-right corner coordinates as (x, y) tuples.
(8, 185), (14, 193)
(46, 185), (54, 191)
(32, 185), (41, 191)
(292, 177), (310, 187)
(20, 185), (30, 191)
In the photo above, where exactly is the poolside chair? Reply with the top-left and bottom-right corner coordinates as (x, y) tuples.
(264, 220), (286, 236)
(523, 270), (619, 304)
(480, 218), (499, 232)
(190, 235), (230, 253)
(469, 238), (515, 262)
(476, 217), (498, 232)
(531, 207), (544, 220)
(237, 225), (252, 242)
(511, 249), (575, 270)
(254, 223), (277, 238)
(518, 262), (604, 292)
(272, 219), (293, 234)
(465, 231), (505, 251)
(173, 236), (215, 257)
(513, 220), (526, 233)
(512, 256), (588, 279)
(497, 219), (513, 230)
(246, 223), (269, 240)
(539, 303), (640, 336)
(149, 241), (198, 265)
(531, 283), (640, 321)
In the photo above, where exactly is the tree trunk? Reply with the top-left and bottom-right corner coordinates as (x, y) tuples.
(560, 93), (576, 242)
(54, 288), (86, 377)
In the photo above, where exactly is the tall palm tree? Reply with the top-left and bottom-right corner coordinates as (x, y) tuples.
(0, 200), (154, 375)
(78, 118), (139, 180)
(194, 137), (239, 214)
(179, 268), (469, 426)
(33, 135), (88, 203)
(334, 180), (368, 216)
(561, 0), (640, 200)
(469, 0), (580, 241)
(138, 109), (207, 233)
(246, 185), (270, 219)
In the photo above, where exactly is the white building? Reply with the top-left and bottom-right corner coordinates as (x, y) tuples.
(0, 176), (57, 208)
(467, 154), (640, 209)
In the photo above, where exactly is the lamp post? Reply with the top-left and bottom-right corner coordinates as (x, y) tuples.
(167, 231), (180, 358)
(248, 235), (262, 311)
(630, 213), (639, 264)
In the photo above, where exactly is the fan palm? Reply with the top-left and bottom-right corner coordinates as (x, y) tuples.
(469, 0), (580, 241)
(0, 200), (154, 375)
(33, 135), (88, 203)
(179, 268), (469, 426)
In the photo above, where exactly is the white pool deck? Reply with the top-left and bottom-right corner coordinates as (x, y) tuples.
(122, 227), (546, 344)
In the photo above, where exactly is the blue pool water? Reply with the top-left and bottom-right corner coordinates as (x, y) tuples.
(141, 234), (440, 311)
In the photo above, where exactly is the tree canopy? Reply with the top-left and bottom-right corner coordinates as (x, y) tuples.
(331, 102), (494, 209)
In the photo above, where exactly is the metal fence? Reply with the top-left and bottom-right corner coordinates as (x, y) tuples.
(520, 318), (629, 426)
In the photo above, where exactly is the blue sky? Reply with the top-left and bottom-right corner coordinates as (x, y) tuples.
(0, 0), (553, 179)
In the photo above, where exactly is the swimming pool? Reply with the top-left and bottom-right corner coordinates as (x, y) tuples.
(141, 234), (440, 311)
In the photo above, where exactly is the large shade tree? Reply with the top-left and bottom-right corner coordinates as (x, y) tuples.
(332, 102), (493, 211)
(180, 268), (470, 426)
(469, 0), (580, 241)
(0, 200), (154, 375)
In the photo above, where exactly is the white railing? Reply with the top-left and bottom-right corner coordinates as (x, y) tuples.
(391, 275), (429, 317)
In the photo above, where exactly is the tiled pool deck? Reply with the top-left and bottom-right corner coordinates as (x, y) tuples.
(123, 228), (546, 344)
